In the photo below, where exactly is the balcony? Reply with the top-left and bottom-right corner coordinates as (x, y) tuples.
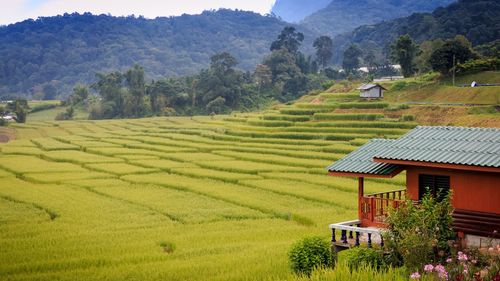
(329, 189), (406, 251)
(360, 189), (406, 227)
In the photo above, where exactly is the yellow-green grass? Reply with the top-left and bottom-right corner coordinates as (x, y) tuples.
(22, 171), (111, 183)
(85, 162), (159, 175)
(41, 150), (124, 164)
(27, 105), (88, 121)
(31, 137), (80, 150)
(170, 167), (263, 183)
(0, 155), (87, 174)
(130, 159), (199, 170)
(212, 150), (333, 168)
(1, 111), (416, 281)
(0, 145), (45, 156)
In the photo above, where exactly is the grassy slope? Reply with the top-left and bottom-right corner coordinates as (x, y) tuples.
(382, 71), (500, 104)
(28, 105), (88, 122)
(1, 94), (415, 280)
(0, 71), (498, 281)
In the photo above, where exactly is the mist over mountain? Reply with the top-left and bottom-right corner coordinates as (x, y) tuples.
(301, 0), (456, 37)
(271, 0), (331, 23)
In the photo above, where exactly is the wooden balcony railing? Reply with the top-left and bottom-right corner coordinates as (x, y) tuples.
(360, 189), (406, 227)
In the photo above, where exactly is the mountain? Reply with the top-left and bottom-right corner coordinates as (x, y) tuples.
(271, 0), (331, 23)
(0, 10), (315, 97)
(330, 0), (500, 64)
(301, 0), (456, 37)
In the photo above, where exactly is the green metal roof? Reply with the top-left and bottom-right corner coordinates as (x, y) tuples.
(326, 139), (400, 175)
(327, 126), (500, 175)
(375, 126), (500, 168)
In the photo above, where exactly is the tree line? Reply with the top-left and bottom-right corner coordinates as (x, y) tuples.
(60, 27), (339, 120)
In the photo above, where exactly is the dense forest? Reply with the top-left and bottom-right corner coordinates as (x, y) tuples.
(301, 0), (455, 37)
(331, 0), (500, 64)
(0, 10), (315, 98)
(1, 0), (498, 99)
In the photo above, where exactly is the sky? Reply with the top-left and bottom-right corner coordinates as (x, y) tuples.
(0, 0), (277, 25)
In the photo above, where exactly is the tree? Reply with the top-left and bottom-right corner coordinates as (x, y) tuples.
(42, 84), (58, 100)
(416, 39), (445, 73)
(270, 26), (304, 54)
(6, 99), (29, 123)
(429, 37), (475, 74)
(206, 96), (226, 114)
(363, 50), (377, 71)
(313, 36), (333, 69)
(124, 64), (146, 117)
(55, 106), (74, 120)
(69, 85), (89, 105)
(197, 52), (243, 110)
(342, 44), (362, 74)
(91, 71), (124, 118)
(391, 34), (420, 77)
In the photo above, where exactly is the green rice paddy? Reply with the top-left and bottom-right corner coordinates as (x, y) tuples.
(0, 97), (415, 280)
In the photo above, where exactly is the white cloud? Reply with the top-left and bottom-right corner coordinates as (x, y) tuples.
(0, 0), (276, 25)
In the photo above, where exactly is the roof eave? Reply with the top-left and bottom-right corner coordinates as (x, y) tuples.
(372, 158), (500, 173)
(328, 167), (404, 178)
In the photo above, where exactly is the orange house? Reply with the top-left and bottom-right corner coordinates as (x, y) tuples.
(327, 126), (500, 249)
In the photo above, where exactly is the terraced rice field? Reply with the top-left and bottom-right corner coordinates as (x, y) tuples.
(0, 96), (416, 280)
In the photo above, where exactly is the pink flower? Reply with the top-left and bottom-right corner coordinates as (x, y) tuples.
(410, 272), (421, 279)
(435, 264), (445, 272)
(458, 251), (468, 261)
(446, 258), (453, 263)
(472, 259), (477, 264)
(424, 264), (434, 272)
(434, 265), (448, 280)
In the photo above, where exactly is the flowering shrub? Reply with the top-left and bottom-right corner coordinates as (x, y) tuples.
(409, 249), (500, 281)
(383, 191), (455, 270)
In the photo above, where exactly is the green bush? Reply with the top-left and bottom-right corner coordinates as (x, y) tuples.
(289, 236), (335, 276)
(294, 103), (337, 110)
(468, 106), (497, 115)
(246, 119), (294, 127)
(399, 114), (415, 121)
(30, 103), (59, 113)
(280, 108), (330, 115)
(391, 81), (408, 91)
(384, 192), (455, 271)
(314, 113), (384, 121)
(321, 80), (335, 90)
(343, 247), (385, 270)
(263, 114), (311, 122)
(456, 58), (500, 75)
(338, 103), (389, 109)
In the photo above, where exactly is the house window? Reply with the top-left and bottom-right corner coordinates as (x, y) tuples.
(418, 174), (450, 201)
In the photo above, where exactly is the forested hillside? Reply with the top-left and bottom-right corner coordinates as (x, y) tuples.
(300, 0), (456, 37)
(0, 10), (315, 97)
(330, 0), (500, 64)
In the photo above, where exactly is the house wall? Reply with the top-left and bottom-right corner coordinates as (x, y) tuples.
(406, 166), (500, 214)
(360, 87), (382, 98)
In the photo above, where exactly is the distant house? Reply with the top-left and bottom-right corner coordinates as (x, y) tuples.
(357, 83), (386, 98)
(326, 126), (500, 250)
